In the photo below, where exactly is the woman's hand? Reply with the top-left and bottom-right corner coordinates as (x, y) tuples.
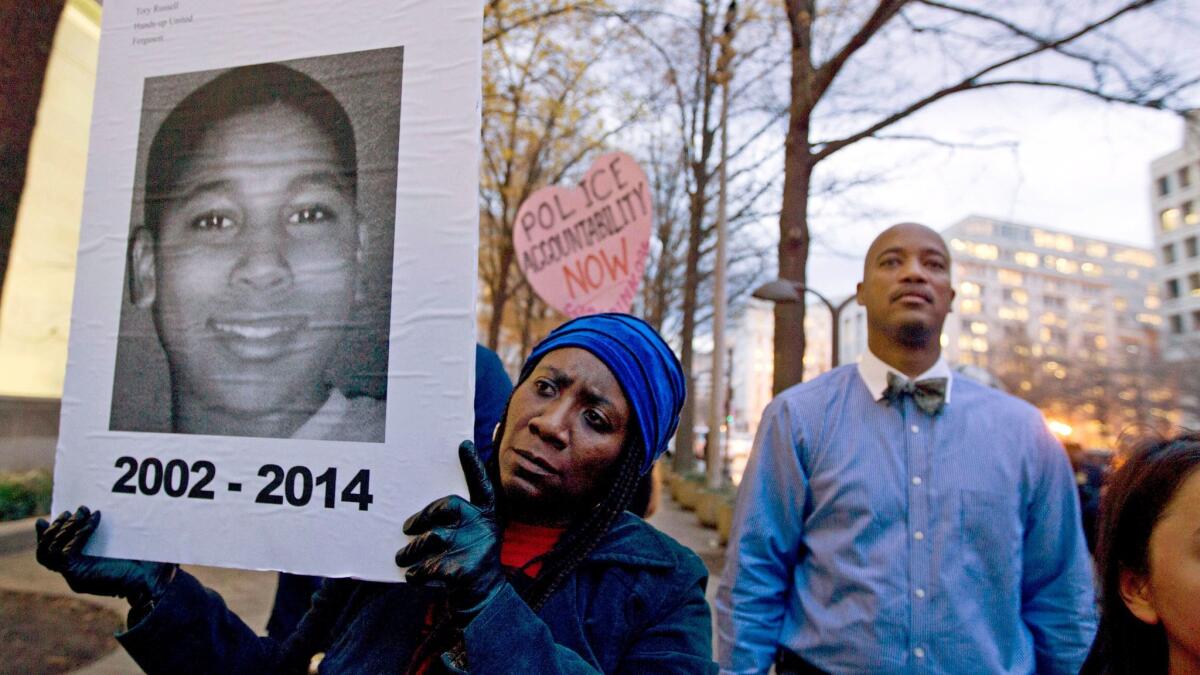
(395, 441), (505, 622)
(35, 506), (176, 607)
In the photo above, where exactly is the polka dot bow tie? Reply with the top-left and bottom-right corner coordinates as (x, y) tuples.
(883, 371), (947, 416)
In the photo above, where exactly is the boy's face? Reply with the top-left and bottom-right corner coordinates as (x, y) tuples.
(134, 103), (361, 418)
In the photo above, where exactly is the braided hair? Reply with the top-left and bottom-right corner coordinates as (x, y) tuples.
(519, 428), (643, 611)
(402, 410), (648, 673)
(277, 420), (649, 674)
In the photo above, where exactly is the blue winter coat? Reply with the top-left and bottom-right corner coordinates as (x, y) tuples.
(116, 511), (716, 674)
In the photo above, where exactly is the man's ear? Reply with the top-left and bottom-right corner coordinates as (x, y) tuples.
(1119, 568), (1160, 625)
(129, 227), (157, 308)
(856, 282), (865, 306)
(948, 288), (956, 314)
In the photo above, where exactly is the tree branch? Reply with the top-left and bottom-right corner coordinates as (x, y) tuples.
(813, 0), (910, 102)
(813, 0), (1168, 162)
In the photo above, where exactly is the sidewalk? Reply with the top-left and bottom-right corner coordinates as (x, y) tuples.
(647, 490), (727, 582)
(0, 517), (276, 674)
(1, 493), (726, 674)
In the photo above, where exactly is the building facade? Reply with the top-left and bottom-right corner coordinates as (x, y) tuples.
(729, 297), (864, 438)
(1150, 111), (1200, 362)
(942, 215), (1169, 446)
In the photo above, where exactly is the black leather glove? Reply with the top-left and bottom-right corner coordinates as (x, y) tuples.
(35, 506), (176, 608)
(395, 441), (505, 622)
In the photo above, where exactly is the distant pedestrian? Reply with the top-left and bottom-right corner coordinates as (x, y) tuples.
(717, 223), (1096, 674)
(1065, 441), (1106, 554)
(1081, 432), (1200, 675)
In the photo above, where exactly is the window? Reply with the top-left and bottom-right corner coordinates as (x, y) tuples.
(1187, 236), (1199, 259)
(1162, 208), (1182, 232)
(1011, 306), (1030, 321)
(1139, 313), (1163, 326)
(997, 269), (1023, 286)
(1085, 242), (1109, 258)
(1053, 258), (1078, 275)
(1181, 166), (1193, 188)
(1190, 272), (1200, 293)
(959, 281), (981, 298)
(963, 220), (994, 237)
(1158, 175), (1171, 196)
(1184, 201), (1197, 226)
(1113, 249), (1156, 267)
(1014, 251), (1039, 268)
(1164, 243), (1177, 264)
(1194, 310), (1200, 331)
(1003, 288), (1029, 305)
(1043, 294), (1066, 309)
(1166, 278), (1181, 299)
(997, 223), (1026, 241)
(1171, 314), (1185, 334)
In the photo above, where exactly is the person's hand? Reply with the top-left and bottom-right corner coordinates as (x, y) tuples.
(395, 441), (505, 622)
(35, 506), (176, 606)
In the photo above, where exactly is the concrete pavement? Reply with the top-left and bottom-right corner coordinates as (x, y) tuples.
(0, 517), (276, 674)
(647, 489), (727, 588)
(0, 492), (725, 674)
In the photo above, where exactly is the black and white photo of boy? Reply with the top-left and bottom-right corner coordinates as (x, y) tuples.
(110, 49), (402, 443)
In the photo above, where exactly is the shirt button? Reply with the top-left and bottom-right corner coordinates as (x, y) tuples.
(914, 588), (926, 598)
(910, 425), (919, 434)
(912, 476), (922, 485)
(914, 647), (926, 659)
(914, 531), (925, 541)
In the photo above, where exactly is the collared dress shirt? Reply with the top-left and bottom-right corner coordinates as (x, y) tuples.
(716, 353), (1096, 675)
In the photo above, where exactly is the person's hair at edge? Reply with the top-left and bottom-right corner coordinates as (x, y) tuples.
(141, 62), (357, 241)
(274, 313), (686, 672)
(1081, 430), (1200, 675)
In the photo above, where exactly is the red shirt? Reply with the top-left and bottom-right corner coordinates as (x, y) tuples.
(500, 520), (567, 578)
(412, 521), (567, 674)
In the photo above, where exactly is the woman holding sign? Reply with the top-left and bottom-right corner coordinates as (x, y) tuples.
(37, 313), (716, 673)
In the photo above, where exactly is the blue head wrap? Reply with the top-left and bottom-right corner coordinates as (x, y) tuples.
(518, 313), (686, 475)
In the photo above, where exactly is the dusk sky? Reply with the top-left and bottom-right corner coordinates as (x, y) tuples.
(803, 86), (1190, 299)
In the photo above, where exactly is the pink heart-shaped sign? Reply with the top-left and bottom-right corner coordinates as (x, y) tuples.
(513, 152), (652, 318)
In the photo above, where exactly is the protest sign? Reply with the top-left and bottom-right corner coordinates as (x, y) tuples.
(51, 0), (482, 582)
(513, 152), (653, 317)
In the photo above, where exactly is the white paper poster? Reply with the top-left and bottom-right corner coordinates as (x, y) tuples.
(51, 0), (483, 582)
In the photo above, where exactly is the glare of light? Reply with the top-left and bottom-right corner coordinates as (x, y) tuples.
(1047, 420), (1074, 438)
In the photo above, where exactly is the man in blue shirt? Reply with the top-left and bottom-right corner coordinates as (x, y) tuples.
(717, 223), (1096, 674)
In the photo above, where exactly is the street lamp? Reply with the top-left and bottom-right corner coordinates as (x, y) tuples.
(751, 279), (857, 368)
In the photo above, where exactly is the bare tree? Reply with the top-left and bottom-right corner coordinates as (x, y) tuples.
(617, 0), (785, 470)
(771, 0), (1200, 393)
(478, 4), (647, 355)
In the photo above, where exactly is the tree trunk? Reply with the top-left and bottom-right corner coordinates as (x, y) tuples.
(773, 155), (812, 394)
(518, 283), (538, 358)
(674, 185), (707, 474)
(485, 245), (514, 350)
(0, 0), (66, 311)
(672, 1), (720, 474)
(773, 0), (816, 395)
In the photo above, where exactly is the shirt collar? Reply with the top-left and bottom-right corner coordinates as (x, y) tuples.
(857, 348), (954, 405)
